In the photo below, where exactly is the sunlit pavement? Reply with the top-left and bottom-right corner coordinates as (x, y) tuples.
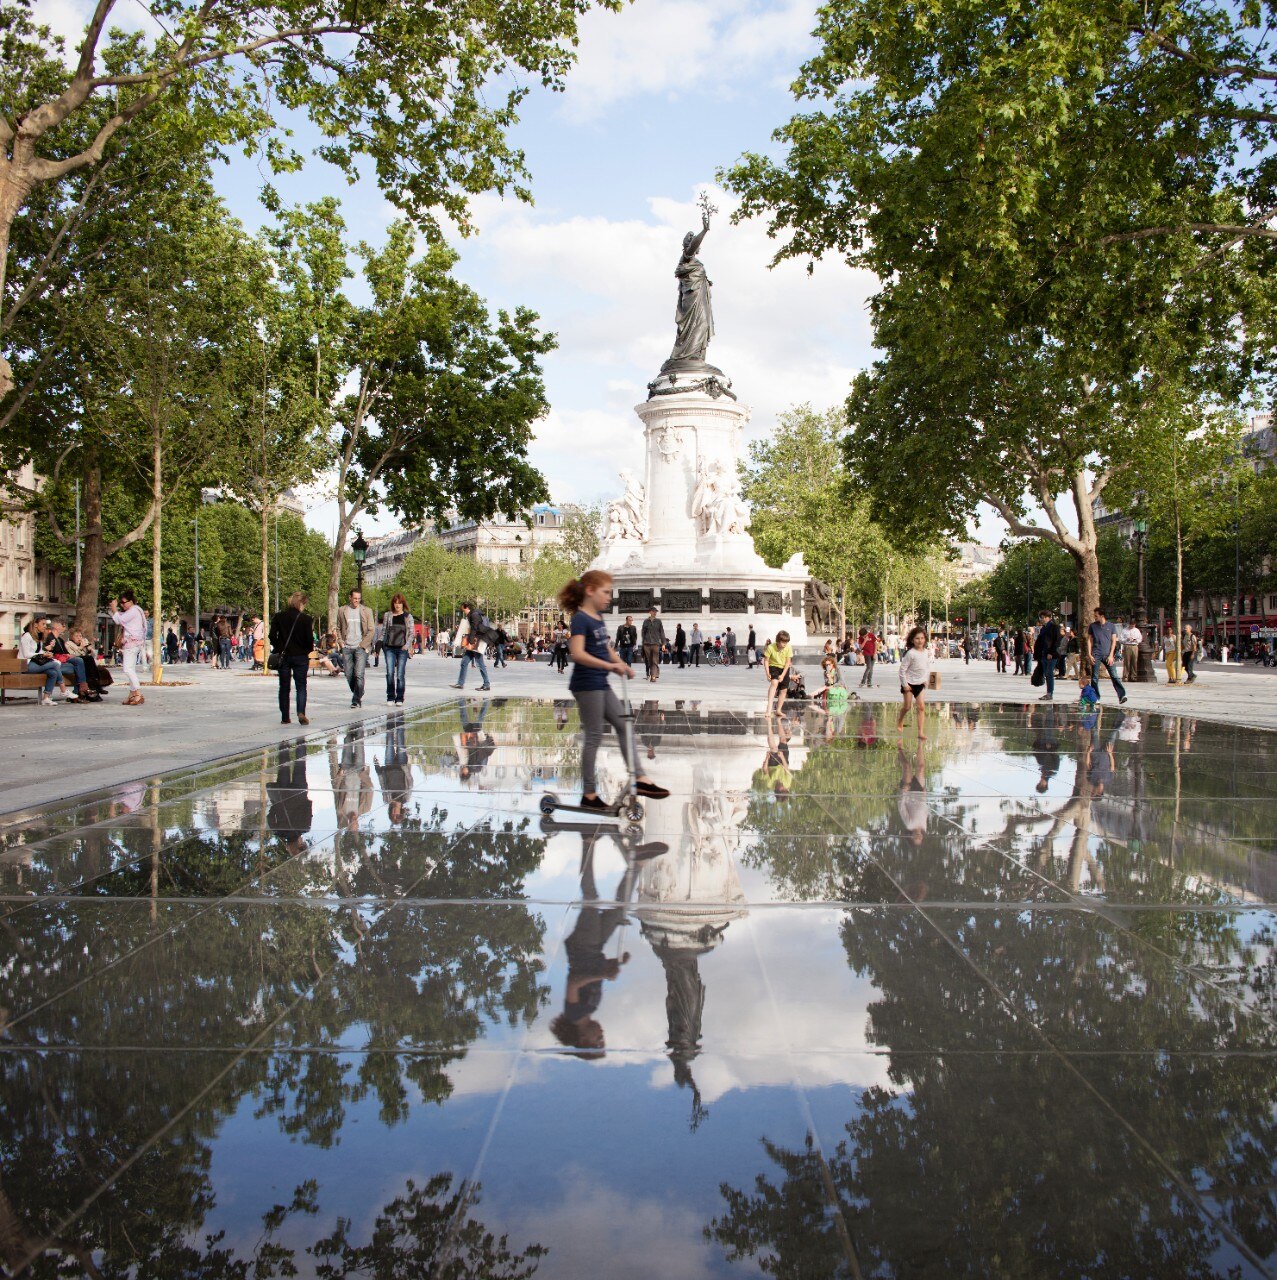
(1, 696), (1274, 1277)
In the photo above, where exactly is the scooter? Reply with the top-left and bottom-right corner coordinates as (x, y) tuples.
(539, 674), (645, 825)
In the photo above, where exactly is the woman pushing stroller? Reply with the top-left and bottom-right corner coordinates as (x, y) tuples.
(559, 571), (671, 812)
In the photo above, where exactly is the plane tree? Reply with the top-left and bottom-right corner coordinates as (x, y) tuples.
(724, 0), (1277, 625)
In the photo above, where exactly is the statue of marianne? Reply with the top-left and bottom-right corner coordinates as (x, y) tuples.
(668, 210), (714, 363)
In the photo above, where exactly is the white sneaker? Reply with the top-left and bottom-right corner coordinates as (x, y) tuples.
(63, 690), (78, 701)
(40, 692), (51, 706)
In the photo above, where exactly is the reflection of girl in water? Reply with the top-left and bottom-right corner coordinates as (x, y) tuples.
(895, 742), (930, 900)
(752, 715), (793, 799)
(550, 831), (642, 1058)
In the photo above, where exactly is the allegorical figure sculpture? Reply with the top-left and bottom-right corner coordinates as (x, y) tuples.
(668, 209), (714, 364)
(691, 457), (750, 538)
(603, 468), (647, 542)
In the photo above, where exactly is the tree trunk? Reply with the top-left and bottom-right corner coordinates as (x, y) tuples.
(260, 499), (270, 676)
(326, 515), (350, 632)
(150, 432), (163, 685)
(0, 189), (19, 400)
(73, 463), (105, 635)
(1072, 543), (1101, 675)
(1174, 503), (1184, 685)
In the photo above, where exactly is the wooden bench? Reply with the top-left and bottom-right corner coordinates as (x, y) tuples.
(0, 647), (73, 705)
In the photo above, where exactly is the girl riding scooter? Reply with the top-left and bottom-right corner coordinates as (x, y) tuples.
(559, 571), (670, 812)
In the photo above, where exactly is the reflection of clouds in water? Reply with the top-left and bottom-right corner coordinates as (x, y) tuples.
(677, 1052), (900, 1106)
(441, 1051), (522, 1100)
(504, 1169), (720, 1280)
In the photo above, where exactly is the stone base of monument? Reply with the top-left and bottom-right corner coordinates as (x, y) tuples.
(594, 383), (810, 647)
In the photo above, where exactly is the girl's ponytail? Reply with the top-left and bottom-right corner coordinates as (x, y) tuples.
(557, 569), (611, 613)
(558, 578), (586, 611)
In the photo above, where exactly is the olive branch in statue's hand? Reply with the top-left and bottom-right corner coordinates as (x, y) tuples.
(697, 191), (718, 227)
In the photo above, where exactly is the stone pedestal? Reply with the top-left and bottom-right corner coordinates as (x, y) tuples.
(595, 376), (808, 646)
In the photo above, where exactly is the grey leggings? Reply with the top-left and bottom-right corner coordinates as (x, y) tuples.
(575, 686), (633, 794)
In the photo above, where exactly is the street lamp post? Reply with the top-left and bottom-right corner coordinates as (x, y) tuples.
(1131, 518), (1155, 682)
(352, 528), (368, 595)
(1234, 515), (1243, 661)
(193, 511), (200, 630)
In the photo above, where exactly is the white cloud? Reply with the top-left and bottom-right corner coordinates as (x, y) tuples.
(462, 186), (877, 508)
(502, 1171), (722, 1280)
(32, 0), (164, 60)
(561, 0), (818, 121)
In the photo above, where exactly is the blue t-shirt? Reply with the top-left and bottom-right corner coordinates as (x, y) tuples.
(568, 610), (612, 692)
(1088, 621), (1118, 664)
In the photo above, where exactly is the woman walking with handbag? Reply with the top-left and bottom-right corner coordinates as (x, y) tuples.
(109, 589), (147, 706)
(269, 591), (316, 725)
(381, 593), (414, 705)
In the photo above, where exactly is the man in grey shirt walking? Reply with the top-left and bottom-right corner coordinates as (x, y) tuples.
(336, 588), (375, 708)
(641, 607), (666, 682)
(1086, 604), (1128, 705)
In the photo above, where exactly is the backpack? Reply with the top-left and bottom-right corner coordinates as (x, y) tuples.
(472, 612), (501, 645)
(1055, 631), (1069, 659)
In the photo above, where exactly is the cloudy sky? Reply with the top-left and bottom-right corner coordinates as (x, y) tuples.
(34, 0), (1004, 543)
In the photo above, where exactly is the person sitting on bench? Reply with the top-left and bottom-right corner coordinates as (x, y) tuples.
(18, 620), (67, 704)
(48, 620), (97, 702)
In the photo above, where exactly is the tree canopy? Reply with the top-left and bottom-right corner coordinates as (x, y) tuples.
(723, 0), (1277, 625)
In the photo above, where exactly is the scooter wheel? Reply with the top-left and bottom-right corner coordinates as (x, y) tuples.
(539, 794), (558, 815)
(623, 801), (644, 823)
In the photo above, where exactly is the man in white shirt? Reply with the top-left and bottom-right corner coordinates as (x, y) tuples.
(1119, 617), (1142, 683)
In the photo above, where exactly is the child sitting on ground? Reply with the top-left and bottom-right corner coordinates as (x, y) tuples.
(813, 654), (854, 710)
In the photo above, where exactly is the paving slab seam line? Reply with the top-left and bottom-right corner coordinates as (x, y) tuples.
(0, 695), (457, 824)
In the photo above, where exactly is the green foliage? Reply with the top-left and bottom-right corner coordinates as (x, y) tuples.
(965, 533), (1133, 627)
(2, 0), (620, 254)
(722, 0), (1277, 616)
(559, 504), (603, 573)
(742, 404), (954, 632)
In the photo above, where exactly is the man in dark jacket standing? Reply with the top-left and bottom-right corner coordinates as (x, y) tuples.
(1031, 609), (1060, 702)
(641, 607), (666, 682)
(616, 615), (638, 666)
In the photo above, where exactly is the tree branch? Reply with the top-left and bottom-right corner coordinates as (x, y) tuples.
(0, 318), (72, 432)
(1134, 26), (1277, 80)
(3, 165), (116, 331)
(93, 26), (363, 88)
(1097, 222), (1277, 246)
(74, 0), (119, 85)
(1032, 472), (1082, 552)
(984, 493), (1061, 543)
(102, 495), (159, 555)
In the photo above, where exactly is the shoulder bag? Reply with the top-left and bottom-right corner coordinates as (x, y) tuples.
(268, 613), (302, 672)
(383, 613), (408, 649)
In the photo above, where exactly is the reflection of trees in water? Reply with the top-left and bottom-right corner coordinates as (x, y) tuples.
(706, 884), (1277, 1275)
(714, 711), (1277, 1275)
(2, 809), (551, 1275)
(708, 1052), (1275, 1279)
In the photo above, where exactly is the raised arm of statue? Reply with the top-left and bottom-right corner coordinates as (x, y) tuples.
(682, 214), (709, 261)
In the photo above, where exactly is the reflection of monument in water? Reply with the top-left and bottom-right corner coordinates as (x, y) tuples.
(593, 201), (809, 644)
(628, 754), (751, 1124)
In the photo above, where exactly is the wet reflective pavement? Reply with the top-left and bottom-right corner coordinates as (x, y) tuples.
(2, 697), (1275, 1278)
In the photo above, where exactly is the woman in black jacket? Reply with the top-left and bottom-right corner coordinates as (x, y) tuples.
(269, 591), (317, 725)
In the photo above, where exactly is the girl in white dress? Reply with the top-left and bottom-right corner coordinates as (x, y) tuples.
(896, 626), (932, 739)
